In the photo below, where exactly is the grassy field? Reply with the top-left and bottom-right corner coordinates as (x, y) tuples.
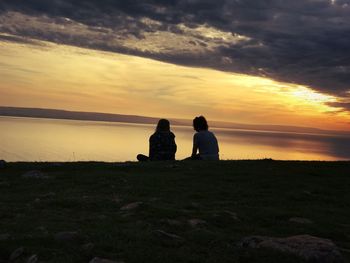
(0, 160), (349, 262)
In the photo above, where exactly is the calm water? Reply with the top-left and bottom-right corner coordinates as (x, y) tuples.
(1, 116), (350, 161)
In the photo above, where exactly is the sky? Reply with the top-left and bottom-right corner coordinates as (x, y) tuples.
(0, 0), (350, 131)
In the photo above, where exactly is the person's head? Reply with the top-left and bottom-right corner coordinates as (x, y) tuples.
(156, 119), (170, 132)
(193, 116), (208, 132)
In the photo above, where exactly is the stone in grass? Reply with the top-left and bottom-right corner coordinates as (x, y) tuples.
(240, 235), (344, 263)
(22, 170), (49, 179)
(89, 257), (124, 263)
(112, 195), (122, 203)
(189, 202), (200, 209)
(223, 210), (240, 221)
(9, 247), (25, 261)
(98, 215), (107, 220)
(27, 254), (38, 263)
(154, 230), (183, 241)
(81, 243), (95, 251)
(188, 219), (207, 227)
(120, 202), (143, 211)
(0, 233), (11, 241)
(164, 219), (182, 226)
(36, 226), (48, 235)
(289, 217), (313, 224)
(54, 231), (81, 242)
(41, 192), (56, 198)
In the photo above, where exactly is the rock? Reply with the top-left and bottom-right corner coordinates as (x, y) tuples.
(81, 243), (95, 251)
(0, 233), (11, 241)
(41, 192), (56, 198)
(303, 190), (313, 196)
(240, 235), (344, 263)
(154, 230), (183, 240)
(189, 202), (200, 209)
(223, 210), (239, 221)
(120, 202), (143, 211)
(120, 212), (132, 218)
(89, 257), (124, 263)
(188, 219), (207, 227)
(9, 247), (25, 261)
(112, 195), (122, 203)
(0, 160), (6, 168)
(54, 231), (80, 242)
(36, 226), (49, 235)
(164, 219), (182, 226)
(15, 213), (24, 218)
(22, 170), (49, 179)
(289, 217), (313, 224)
(36, 226), (46, 231)
(27, 254), (38, 263)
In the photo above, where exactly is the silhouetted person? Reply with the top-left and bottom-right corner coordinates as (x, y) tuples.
(137, 119), (177, 161)
(190, 116), (219, 160)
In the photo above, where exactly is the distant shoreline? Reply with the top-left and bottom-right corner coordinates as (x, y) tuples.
(0, 106), (348, 136)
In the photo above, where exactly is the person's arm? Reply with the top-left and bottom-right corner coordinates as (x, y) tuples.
(191, 133), (198, 157)
(149, 135), (156, 159)
(214, 134), (219, 153)
(171, 133), (177, 154)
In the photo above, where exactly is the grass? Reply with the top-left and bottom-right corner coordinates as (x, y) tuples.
(0, 160), (349, 262)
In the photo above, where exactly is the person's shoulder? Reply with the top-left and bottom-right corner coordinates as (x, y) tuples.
(207, 130), (216, 135)
(208, 130), (218, 140)
(196, 130), (208, 135)
(150, 132), (158, 140)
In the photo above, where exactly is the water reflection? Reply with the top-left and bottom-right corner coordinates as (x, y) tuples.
(212, 128), (350, 160)
(0, 116), (349, 161)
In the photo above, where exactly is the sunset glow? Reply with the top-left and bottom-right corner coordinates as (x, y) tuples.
(1, 34), (349, 131)
(1, 0), (350, 164)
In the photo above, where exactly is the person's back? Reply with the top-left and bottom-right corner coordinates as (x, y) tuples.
(193, 130), (219, 160)
(149, 131), (176, 160)
(137, 119), (177, 161)
(191, 116), (219, 160)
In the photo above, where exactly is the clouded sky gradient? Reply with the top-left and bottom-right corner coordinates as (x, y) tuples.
(0, 0), (349, 130)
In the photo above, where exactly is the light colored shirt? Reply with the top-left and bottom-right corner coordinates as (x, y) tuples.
(193, 130), (219, 160)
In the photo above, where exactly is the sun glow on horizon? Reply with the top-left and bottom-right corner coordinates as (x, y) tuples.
(0, 36), (349, 131)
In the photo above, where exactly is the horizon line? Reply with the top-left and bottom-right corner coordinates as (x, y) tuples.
(0, 105), (348, 136)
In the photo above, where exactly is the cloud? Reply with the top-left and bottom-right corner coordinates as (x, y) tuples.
(0, 33), (44, 46)
(327, 101), (350, 111)
(0, 0), (350, 101)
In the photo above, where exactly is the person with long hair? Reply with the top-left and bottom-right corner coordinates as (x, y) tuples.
(190, 116), (219, 160)
(137, 119), (177, 161)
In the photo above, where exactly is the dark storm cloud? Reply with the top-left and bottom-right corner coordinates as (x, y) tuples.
(1, 0), (350, 99)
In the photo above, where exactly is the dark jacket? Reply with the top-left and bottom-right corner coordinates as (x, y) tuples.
(149, 131), (177, 160)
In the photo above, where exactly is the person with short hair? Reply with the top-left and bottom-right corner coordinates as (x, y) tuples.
(137, 119), (177, 161)
(190, 116), (219, 160)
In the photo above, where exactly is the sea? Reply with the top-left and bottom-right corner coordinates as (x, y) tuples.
(1, 116), (349, 162)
